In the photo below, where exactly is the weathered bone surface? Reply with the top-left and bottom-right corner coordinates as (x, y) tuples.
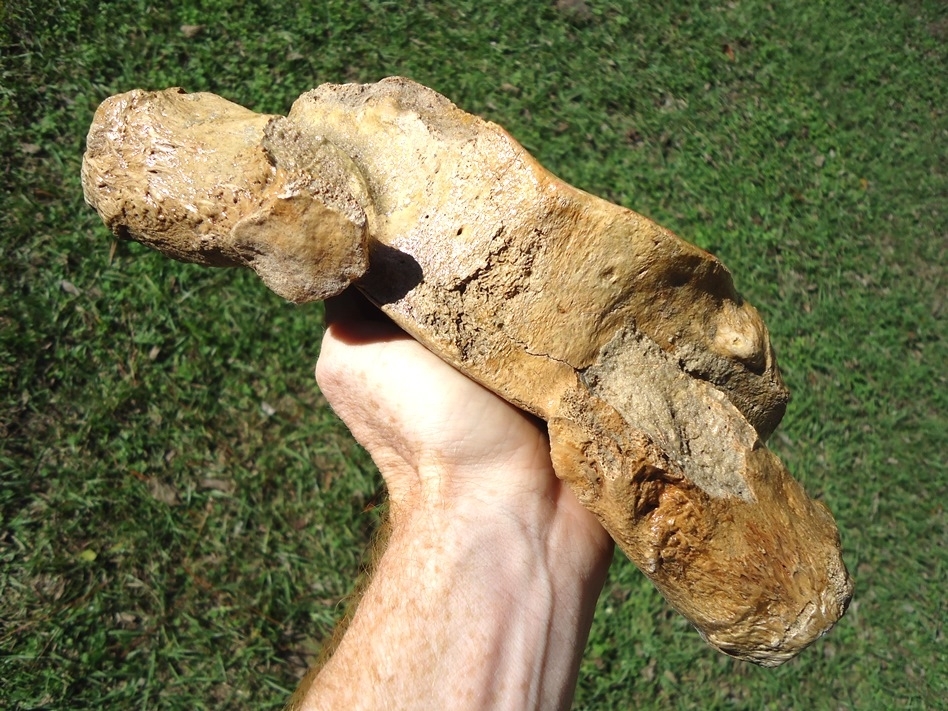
(82, 77), (852, 666)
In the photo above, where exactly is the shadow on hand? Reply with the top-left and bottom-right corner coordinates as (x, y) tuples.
(324, 289), (411, 346)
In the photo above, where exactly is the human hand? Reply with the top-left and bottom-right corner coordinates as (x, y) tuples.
(302, 291), (613, 711)
(315, 291), (612, 560)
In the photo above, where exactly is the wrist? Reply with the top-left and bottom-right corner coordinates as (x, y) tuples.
(303, 459), (610, 711)
(352, 496), (594, 710)
(387, 458), (612, 599)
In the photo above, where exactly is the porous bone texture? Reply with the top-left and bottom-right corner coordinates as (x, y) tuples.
(82, 77), (852, 665)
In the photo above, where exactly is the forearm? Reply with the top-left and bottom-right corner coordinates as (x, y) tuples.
(297, 488), (605, 711)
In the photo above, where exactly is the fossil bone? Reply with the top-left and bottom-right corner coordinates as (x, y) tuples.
(81, 77), (852, 666)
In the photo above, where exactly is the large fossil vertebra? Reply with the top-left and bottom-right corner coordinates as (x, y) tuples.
(81, 77), (852, 666)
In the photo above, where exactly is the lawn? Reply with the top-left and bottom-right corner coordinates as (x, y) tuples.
(1, 0), (945, 708)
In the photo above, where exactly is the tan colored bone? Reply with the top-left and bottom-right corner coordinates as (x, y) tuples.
(82, 77), (852, 666)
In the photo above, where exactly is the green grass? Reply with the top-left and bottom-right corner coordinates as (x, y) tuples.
(2, 0), (945, 708)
